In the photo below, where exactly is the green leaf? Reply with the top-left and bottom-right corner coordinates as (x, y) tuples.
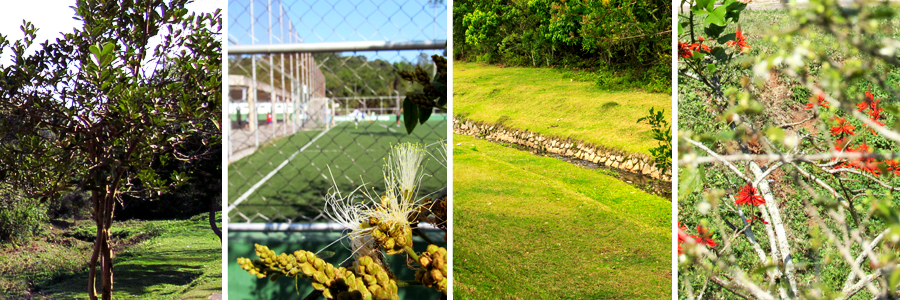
(889, 267), (900, 291)
(101, 55), (114, 67)
(766, 127), (785, 143)
(704, 24), (727, 39)
(717, 33), (737, 45)
(89, 44), (101, 57)
(724, 1), (747, 21)
(695, 0), (714, 11)
(403, 98), (419, 134)
(705, 6), (728, 26)
(710, 46), (729, 61)
(418, 105), (432, 124)
(679, 165), (705, 201)
(101, 42), (114, 56)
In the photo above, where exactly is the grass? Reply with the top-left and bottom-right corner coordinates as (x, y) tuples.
(453, 134), (670, 300)
(227, 120), (447, 222)
(678, 8), (900, 299)
(0, 213), (223, 299)
(453, 62), (671, 155)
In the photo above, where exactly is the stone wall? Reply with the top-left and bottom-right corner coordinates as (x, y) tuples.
(453, 118), (671, 181)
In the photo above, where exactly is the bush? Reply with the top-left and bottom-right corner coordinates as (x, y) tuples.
(47, 190), (91, 220)
(0, 185), (48, 243)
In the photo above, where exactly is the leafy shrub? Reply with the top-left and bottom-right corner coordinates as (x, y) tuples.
(47, 190), (91, 220)
(455, 0), (671, 91)
(636, 108), (672, 173)
(0, 185), (48, 243)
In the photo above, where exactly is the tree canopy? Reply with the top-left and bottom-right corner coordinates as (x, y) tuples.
(454, 0), (671, 73)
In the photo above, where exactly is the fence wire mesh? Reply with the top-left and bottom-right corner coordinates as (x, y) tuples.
(226, 0), (448, 224)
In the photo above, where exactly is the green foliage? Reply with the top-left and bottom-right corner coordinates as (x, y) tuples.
(47, 191), (91, 220)
(397, 55), (448, 134)
(312, 53), (427, 98)
(636, 108), (672, 173)
(455, 0), (670, 83)
(0, 185), (47, 244)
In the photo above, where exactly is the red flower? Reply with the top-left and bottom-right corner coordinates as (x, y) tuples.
(834, 137), (850, 151)
(695, 225), (718, 247)
(803, 93), (830, 109)
(735, 183), (765, 206)
(677, 222), (688, 254)
(867, 118), (885, 135)
(886, 159), (900, 176)
(726, 30), (751, 52)
(747, 216), (769, 225)
(831, 117), (855, 137)
(853, 143), (881, 176)
(857, 158), (881, 176)
(858, 92), (881, 113)
(855, 92), (885, 135)
(679, 40), (712, 58)
(679, 42), (694, 58)
(835, 143), (882, 175)
(696, 37), (711, 51)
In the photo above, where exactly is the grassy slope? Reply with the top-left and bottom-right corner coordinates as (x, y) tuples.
(3, 215), (223, 299)
(228, 120), (447, 222)
(453, 62), (671, 155)
(453, 134), (670, 300)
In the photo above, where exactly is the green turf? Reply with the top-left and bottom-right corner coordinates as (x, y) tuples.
(452, 134), (671, 300)
(3, 214), (222, 299)
(453, 62), (671, 155)
(228, 120), (447, 222)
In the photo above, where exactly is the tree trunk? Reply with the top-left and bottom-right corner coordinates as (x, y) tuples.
(88, 188), (116, 300)
(101, 191), (116, 300)
(100, 225), (112, 300)
(209, 197), (221, 240)
(88, 191), (101, 300)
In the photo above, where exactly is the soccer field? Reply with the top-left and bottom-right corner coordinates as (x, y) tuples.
(227, 119), (448, 223)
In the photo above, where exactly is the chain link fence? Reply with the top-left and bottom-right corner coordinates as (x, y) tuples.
(226, 0), (448, 225)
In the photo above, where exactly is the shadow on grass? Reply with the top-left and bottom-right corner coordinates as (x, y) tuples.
(109, 263), (202, 295)
(38, 248), (216, 298)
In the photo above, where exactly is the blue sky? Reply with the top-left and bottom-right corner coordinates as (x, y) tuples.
(227, 0), (447, 62)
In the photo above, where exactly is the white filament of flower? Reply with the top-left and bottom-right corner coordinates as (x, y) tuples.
(373, 143), (426, 220)
(425, 139), (447, 169)
(322, 143), (429, 264)
(322, 167), (379, 264)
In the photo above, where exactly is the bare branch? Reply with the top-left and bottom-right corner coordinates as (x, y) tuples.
(683, 137), (752, 182)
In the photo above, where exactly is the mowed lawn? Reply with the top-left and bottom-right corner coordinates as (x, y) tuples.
(453, 134), (671, 300)
(228, 120), (447, 222)
(453, 62), (671, 155)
